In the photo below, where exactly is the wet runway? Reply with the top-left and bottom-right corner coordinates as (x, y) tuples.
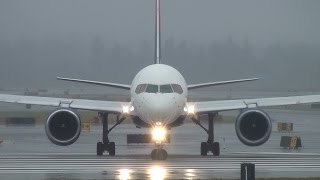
(1, 109), (320, 179)
(1, 153), (320, 179)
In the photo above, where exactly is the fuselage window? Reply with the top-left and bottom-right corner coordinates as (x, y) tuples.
(160, 84), (173, 93)
(135, 84), (147, 94)
(171, 84), (183, 94)
(146, 84), (159, 93)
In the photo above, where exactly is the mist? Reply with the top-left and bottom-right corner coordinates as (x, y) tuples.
(0, 0), (320, 91)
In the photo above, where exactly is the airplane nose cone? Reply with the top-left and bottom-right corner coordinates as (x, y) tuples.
(146, 95), (176, 123)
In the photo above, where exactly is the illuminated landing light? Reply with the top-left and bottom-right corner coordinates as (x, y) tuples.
(155, 122), (162, 126)
(149, 166), (166, 180)
(152, 126), (166, 142)
(122, 105), (134, 114)
(118, 169), (131, 180)
(130, 106), (134, 112)
(184, 105), (195, 115)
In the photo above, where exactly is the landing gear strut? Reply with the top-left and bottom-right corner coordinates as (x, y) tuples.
(96, 112), (125, 156)
(150, 127), (168, 160)
(192, 113), (220, 156)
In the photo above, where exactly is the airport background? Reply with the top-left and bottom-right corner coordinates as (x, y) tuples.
(1, 0), (320, 179)
(0, 0), (320, 91)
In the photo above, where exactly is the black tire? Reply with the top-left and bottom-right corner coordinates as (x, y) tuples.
(97, 142), (103, 156)
(151, 149), (157, 160)
(109, 142), (115, 156)
(158, 149), (168, 160)
(201, 142), (208, 156)
(213, 142), (220, 156)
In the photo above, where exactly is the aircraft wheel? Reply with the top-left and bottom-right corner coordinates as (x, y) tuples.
(212, 142), (220, 156)
(108, 142), (115, 156)
(151, 149), (157, 160)
(151, 149), (167, 160)
(158, 149), (167, 160)
(97, 142), (103, 156)
(201, 142), (208, 156)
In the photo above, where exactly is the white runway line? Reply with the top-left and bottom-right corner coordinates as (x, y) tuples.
(1, 155), (320, 174)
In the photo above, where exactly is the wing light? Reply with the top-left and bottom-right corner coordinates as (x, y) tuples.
(184, 105), (195, 115)
(122, 105), (134, 114)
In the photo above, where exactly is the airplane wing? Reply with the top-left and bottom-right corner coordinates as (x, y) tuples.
(192, 95), (320, 114)
(187, 78), (259, 90)
(0, 94), (129, 113)
(56, 77), (131, 90)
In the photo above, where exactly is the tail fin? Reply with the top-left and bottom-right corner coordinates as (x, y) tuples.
(155, 0), (161, 64)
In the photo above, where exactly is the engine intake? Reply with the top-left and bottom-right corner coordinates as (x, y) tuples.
(235, 109), (272, 146)
(45, 108), (81, 146)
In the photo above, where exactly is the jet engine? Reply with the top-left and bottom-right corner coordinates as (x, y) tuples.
(45, 108), (81, 146)
(235, 109), (272, 146)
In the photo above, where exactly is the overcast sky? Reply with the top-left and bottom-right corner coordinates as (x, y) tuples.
(1, 0), (319, 44)
(0, 0), (320, 91)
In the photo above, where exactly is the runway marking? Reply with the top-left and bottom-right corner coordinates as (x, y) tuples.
(1, 155), (320, 175)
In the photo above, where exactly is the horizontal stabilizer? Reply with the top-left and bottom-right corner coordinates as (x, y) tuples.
(187, 78), (259, 90)
(56, 77), (131, 90)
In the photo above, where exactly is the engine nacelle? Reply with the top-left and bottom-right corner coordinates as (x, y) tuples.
(45, 108), (81, 146)
(235, 109), (272, 146)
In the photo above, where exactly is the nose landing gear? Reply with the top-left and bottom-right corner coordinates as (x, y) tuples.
(150, 125), (168, 160)
(192, 113), (220, 156)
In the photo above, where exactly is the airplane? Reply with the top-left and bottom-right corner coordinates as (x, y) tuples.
(1, 0), (320, 160)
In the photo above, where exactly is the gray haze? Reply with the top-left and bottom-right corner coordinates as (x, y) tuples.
(0, 0), (320, 91)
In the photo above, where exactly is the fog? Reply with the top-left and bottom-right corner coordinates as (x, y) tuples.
(0, 0), (320, 91)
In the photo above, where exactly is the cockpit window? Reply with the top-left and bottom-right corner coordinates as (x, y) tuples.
(172, 84), (183, 94)
(145, 84), (158, 93)
(160, 84), (173, 93)
(136, 84), (183, 94)
(135, 84), (147, 94)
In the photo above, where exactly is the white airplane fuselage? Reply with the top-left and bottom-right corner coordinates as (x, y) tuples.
(131, 64), (187, 126)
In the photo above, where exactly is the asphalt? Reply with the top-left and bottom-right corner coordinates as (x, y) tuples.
(1, 109), (320, 179)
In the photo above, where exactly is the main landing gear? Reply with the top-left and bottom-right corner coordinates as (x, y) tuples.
(96, 112), (125, 156)
(191, 113), (220, 156)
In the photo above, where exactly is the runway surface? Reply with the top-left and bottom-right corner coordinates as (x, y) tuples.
(1, 109), (320, 179)
(1, 153), (320, 179)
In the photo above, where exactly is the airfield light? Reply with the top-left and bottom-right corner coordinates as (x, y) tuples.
(152, 126), (166, 142)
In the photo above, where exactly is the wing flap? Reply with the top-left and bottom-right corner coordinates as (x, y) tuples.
(193, 100), (247, 113)
(0, 94), (127, 113)
(193, 95), (320, 113)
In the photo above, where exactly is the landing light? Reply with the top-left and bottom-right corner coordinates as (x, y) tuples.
(152, 126), (166, 142)
(122, 105), (134, 114)
(185, 105), (195, 115)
